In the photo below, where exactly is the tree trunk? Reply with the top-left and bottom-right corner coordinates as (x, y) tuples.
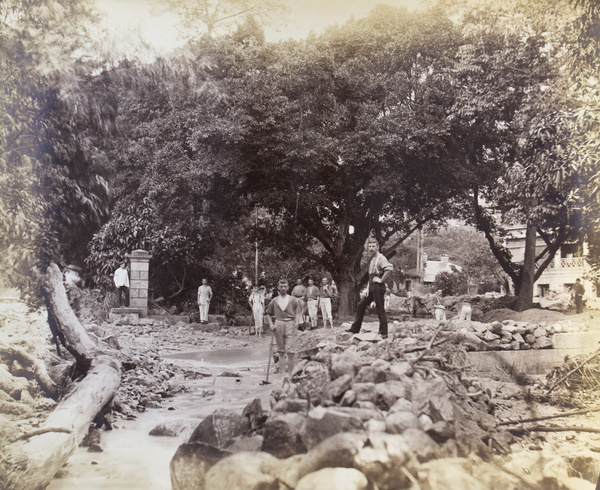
(333, 259), (366, 318)
(2, 263), (121, 490)
(6, 358), (121, 490)
(515, 220), (537, 312)
(336, 277), (360, 318)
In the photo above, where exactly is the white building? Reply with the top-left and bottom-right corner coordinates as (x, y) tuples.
(404, 253), (462, 292)
(504, 225), (592, 297)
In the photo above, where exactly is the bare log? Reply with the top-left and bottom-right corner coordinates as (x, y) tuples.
(5, 356), (121, 489)
(43, 263), (101, 368)
(2, 263), (122, 490)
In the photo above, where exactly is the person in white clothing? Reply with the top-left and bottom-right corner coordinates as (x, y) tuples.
(319, 277), (336, 329)
(248, 285), (265, 336)
(197, 278), (213, 324)
(305, 278), (320, 330)
(113, 262), (129, 307)
(458, 301), (472, 321)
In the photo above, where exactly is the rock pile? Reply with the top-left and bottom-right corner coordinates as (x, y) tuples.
(83, 322), (210, 418)
(391, 318), (557, 352)
(172, 327), (585, 489)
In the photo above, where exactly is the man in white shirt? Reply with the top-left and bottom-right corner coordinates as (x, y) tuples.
(319, 277), (336, 329)
(113, 262), (130, 307)
(248, 285), (265, 336)
(266, 279), (302, 384)
(197, 279), (213, 324)
(305, 278), (320, 330)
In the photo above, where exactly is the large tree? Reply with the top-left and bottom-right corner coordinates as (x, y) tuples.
(226, 6), (480, 316)
(226, 4), (575, 315)
(0, 1), (126, 486)
(449, 0), (590, 310)
(0, 0), (117, 295)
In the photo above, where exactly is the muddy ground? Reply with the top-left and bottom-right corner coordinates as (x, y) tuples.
(1, 295), (600, 489)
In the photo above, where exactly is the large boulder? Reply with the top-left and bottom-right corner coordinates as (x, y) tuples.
(261, 412), (307, 458)
(149, 420), (197, 438)
(300, 406), (364, 449)
(170, 442), (231, 490)
(295, 467), (372, 490)
(189, 408), (251, 449)
(203, 451), (284, 490)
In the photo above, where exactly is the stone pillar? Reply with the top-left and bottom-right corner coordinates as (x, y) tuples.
(127, 249), (152, 316)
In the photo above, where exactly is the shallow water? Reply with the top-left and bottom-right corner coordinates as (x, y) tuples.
(163, 345), (271, 367)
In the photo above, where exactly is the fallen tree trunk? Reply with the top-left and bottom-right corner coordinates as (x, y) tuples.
(5, 357), (121, 489)
(2, 263), (122, 490)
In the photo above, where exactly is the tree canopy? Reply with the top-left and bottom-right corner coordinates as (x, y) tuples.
(1, 0), (596, 316)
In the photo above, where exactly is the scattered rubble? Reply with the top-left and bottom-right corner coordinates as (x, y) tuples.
(2, 289), (600, 489)
(170, 321), (600, 489)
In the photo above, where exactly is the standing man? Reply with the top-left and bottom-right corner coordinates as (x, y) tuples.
(266, 279), (303, 385)
(572, 278), (586, 314)
(197, 278), (213, 324)
(347, 237), (393, 339)
(248, 285), (265, 336)
(319, 277), (336, 329)
(114, 262), (129, 307)
(433, 289), (446, 321)
(458, 300), (472, 321)
(291, 278), (308, 330)
(305, 278), (320, 330)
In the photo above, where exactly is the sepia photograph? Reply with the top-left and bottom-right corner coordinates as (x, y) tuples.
(1, 0), (600, 488)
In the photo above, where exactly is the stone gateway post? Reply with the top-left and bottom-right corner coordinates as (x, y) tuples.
(127, 249), (152, 317)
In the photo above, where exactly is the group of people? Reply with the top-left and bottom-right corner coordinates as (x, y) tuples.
(109, 238), (393, 385)
(264, 246), (392, 383)
(248, 276), (338, 337)
(290, 277), (337, 330)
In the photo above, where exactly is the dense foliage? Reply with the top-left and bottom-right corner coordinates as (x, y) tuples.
(1, 0), (596, 315)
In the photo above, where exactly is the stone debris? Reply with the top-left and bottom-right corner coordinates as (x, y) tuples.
(2, 290), (599, 489)
(388, 317), (559, 351)
(170, 322), (598, 489)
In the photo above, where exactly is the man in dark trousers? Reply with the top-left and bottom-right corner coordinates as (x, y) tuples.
(347, 237), (393, 339)
(572, 278), (585, 314)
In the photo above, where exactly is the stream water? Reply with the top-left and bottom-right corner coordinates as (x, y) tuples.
(48, 342), (278, 489)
